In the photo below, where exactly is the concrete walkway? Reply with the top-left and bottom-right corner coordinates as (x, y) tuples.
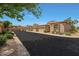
(13, 34), (30, 56)
(27, 31), (79, 38)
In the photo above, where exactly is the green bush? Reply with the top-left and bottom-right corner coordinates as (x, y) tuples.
(0, 30), (14, 47)
(70, 29), (78, 33)
(44, 31), (50, 33)
(52, 31), (60, 34)
(0, 35), (7, 47)
(64, 32), (71, 36)
(56, 32), (60, 34)
(2, 30), (9, 34)
(8, 31), (14, 36)
(6, 34), (13, 39)
(59, 33), (64, 35)
(52, 31), (56, 34)
(2, 30), (13, 34)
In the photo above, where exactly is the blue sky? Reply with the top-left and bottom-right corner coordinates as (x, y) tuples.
(0, 3), (79, 27)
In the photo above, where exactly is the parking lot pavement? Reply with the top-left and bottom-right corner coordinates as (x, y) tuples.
(14, 30), (79, 56)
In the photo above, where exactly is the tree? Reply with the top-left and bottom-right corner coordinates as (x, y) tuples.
(64, 17), (79, 33)
(64, 17), (72, 25)
(65, 17), (78, 26)
(0, 3), (41, 21)
(3, 20), (12, 28)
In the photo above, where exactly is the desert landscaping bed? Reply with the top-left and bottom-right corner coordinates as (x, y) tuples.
(0, 38), (17, 56)
(0, 34), (30, 56)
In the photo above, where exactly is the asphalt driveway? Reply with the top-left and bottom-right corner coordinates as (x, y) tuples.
(14, 30), (79, 56)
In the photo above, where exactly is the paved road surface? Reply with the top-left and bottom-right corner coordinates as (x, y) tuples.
(14, 30), (79, 56)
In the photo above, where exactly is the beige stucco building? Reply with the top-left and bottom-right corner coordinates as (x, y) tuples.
(26, 21), (71, 33)
(47, 21), (71, 33)
(12, 21), (71, 34)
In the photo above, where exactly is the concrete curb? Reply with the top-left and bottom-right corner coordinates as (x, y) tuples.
(26, 31), (79, 38)
(13, 34), (30, 56)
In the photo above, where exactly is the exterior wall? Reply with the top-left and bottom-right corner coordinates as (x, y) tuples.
(33, 29), (36, 32)
(28, 26), (33, 31)
(49, 24), (54, 33)
(54, 24), (60, 33)
(48, 22), (71, 33)
(44, 25), (50, 33)
(64, 24), (71, 32)
(26, 21), (71, 33)
(36, 28), (39, 32)
(59, 24), (65, 33)
(39, 28), (45, 33)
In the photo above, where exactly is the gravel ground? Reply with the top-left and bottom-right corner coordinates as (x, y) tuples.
(0, 39), (17, 56)
(14, 30), (79, 56)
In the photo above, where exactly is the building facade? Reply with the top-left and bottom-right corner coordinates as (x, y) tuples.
(47, 21), (71, 33)
(26, 21), (71, 33)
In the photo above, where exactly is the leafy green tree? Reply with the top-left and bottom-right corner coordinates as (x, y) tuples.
(64, 17), (72, 25)
(3, 20), (12, 28)
(0, 3), (41, 21)
(64, 17), (79, 33)
(65, 17), (78, 26)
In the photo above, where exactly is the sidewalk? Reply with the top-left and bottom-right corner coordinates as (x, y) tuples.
(13, 34), (30, 56)
(26, 31), (79, 38)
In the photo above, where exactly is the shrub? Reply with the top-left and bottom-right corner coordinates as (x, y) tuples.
(59, 33), (64, 35)
(6, 34), (13, 39)
(1, 30), (14, 35)
(2, 30), (9, 34)
(70, 29), (78, 33)
(8, 31), (14, 36)
(44, 31), (49, 33)
(55, 32), (60, 34)
(0, 35), (7, 47)
(11, 32), (14, 35)
(64, 32), (71, 36)
(52, 31), (55, 34)
(52, 31), (60, 34)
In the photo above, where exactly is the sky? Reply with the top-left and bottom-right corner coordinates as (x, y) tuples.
(0, 3), (79, 27)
